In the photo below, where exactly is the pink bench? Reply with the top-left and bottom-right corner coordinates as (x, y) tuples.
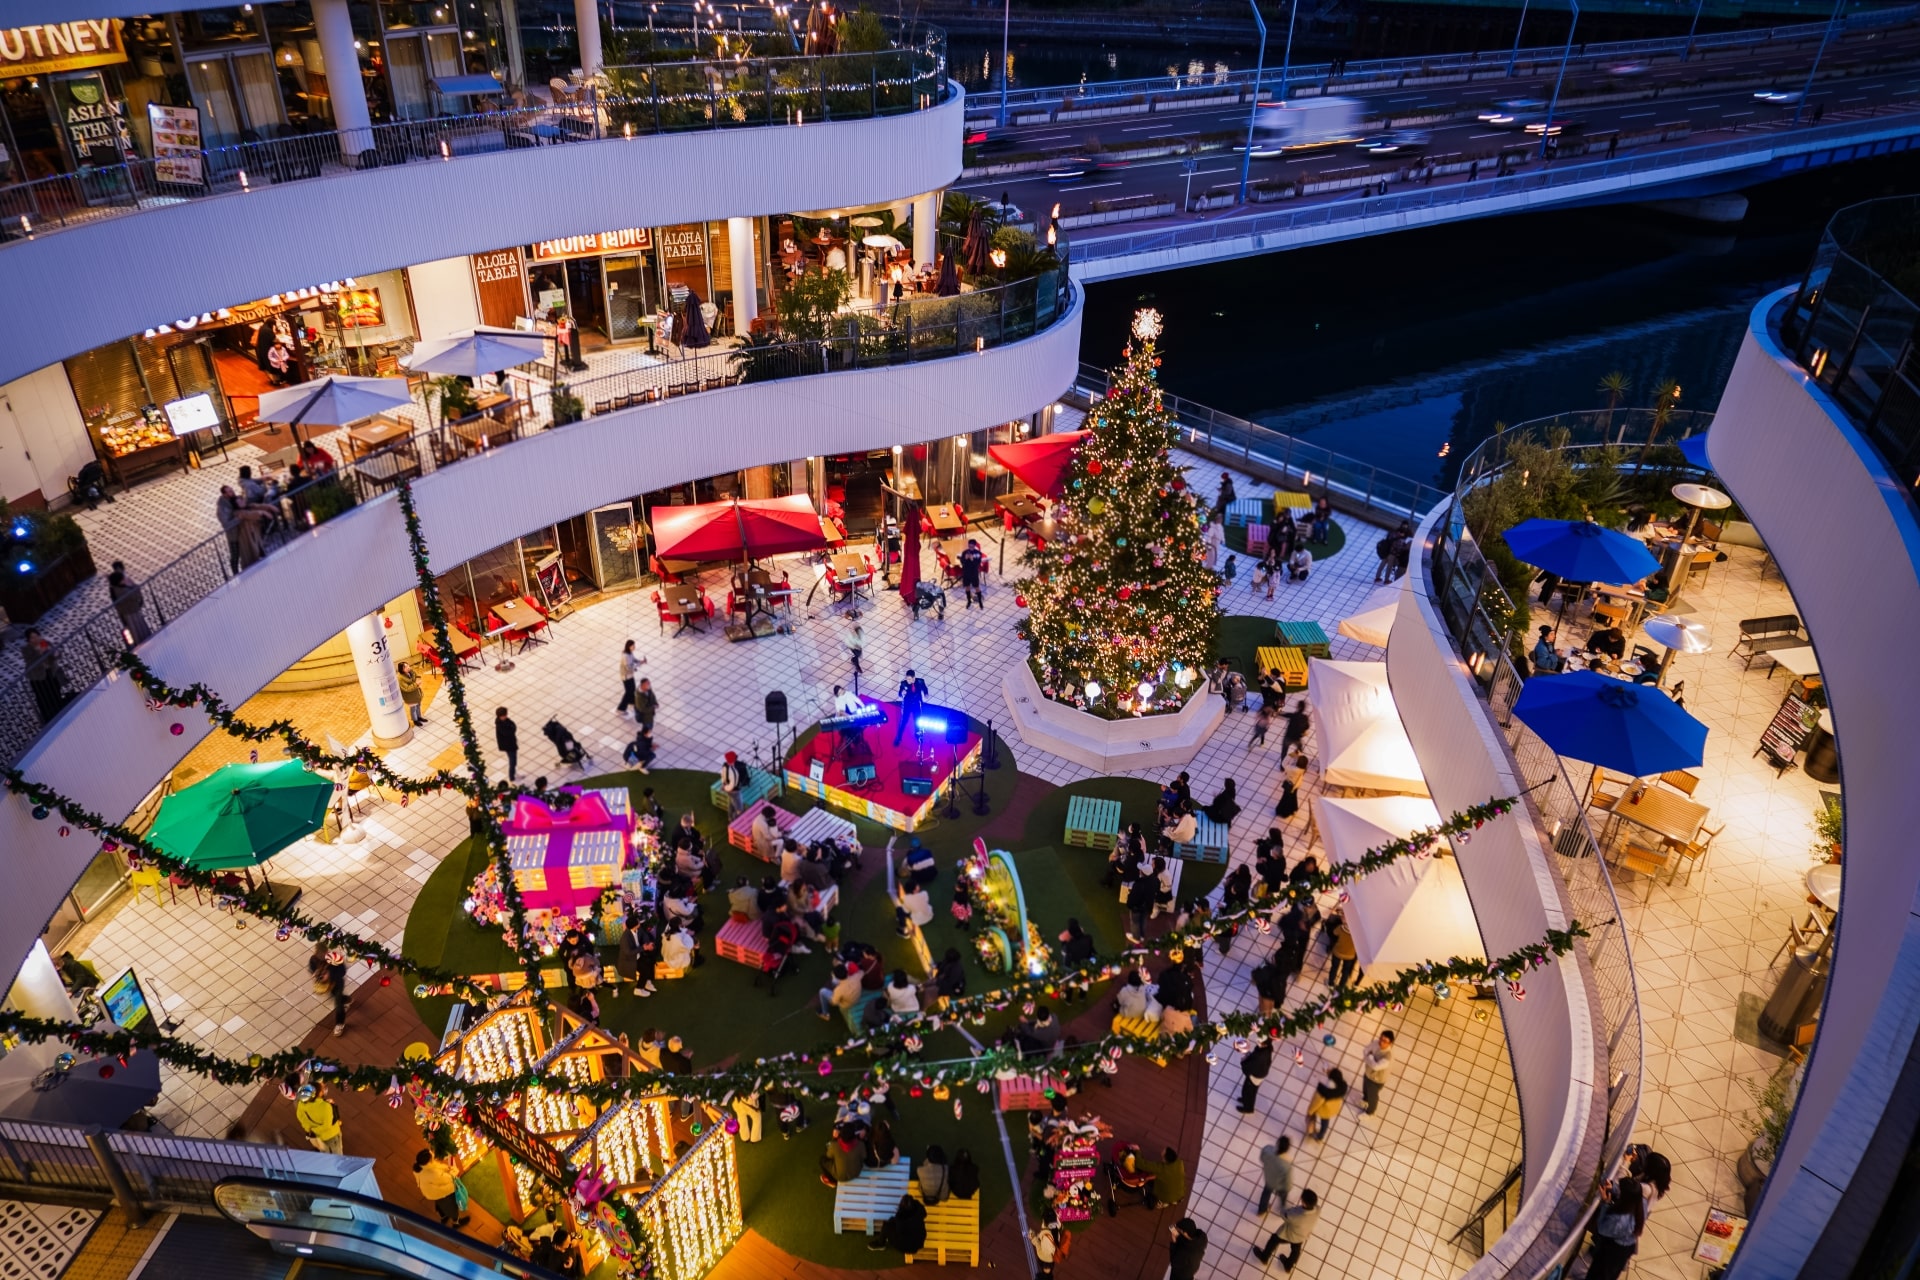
(727, 804), (798, 857)
(996, 1072), (1062, 1111)
(715, 917), (769, 968)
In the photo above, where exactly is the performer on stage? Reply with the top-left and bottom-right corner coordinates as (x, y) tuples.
(831, 685), (865, 717)
(829, 685), (869, 759)
(894, 669), (929, 745)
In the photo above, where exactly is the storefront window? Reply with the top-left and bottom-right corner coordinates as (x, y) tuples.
(176, 8), (267, 49)
(604, 253), (658, 342)
(384, 29), (461, 119)
(0, 80), (63, 181)
(186, 56), (243, 147)
(71, 844), (129, 919)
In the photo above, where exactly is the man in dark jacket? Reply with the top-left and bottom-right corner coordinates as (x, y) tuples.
(957, 539), (986, 609)
(1169, 1218), (1207, 1280)
(495, 707), (518, 781)
(869, 1193), (928, 1253)
(1236, 1038), (1275, 1114)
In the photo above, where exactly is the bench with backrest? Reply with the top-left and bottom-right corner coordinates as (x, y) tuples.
(1735, 615), (1805, 670)
(905, 1183), (981, 1265)
(727, 802), (798, 856)
(1170, 815), (1230, 864)
(711, 766), (780, 813)
(833, 1155), (911, 1233)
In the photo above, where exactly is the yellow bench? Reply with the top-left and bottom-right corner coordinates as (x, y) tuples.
(1255, 645), (1309, 691)
(905, 1184), (980, 1265)
(1110, 1014), (1168, 1066)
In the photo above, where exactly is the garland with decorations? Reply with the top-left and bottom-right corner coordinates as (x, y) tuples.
(0, 918), (1584, 1110)
(1, 767), (490, 1002)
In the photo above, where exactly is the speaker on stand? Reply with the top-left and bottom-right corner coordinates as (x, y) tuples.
(766, 691), (789, 791)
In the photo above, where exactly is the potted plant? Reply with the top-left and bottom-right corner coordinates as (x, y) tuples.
(0, 504), (96, 624)
(550, 383), (585, 427)
(1737, 1064), (1800, 1213)
(1810, 795), (1843, 861)
(432, 375), (478, 423)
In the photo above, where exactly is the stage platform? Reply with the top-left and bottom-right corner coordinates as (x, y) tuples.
(784, 700), (982, 831)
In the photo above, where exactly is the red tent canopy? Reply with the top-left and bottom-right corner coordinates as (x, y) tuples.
(651, 495), (828, 562)
(987, 430), (1089, 499)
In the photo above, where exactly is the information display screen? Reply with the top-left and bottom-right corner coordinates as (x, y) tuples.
(99, 967), (151, 1031)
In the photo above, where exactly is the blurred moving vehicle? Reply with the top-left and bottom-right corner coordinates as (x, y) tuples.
(1478, 97), (1546, 124)
(1356, 130), (1431, 154)
(1754, 89), (1805, 104)
(1252, 96), (1364, 149)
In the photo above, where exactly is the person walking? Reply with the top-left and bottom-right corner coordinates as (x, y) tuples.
(413, 1150), (469, 1227)
(495, 707), (518, 781)
(23, 628), (64, 722)
(1254, 1134), (1293, 1216)
(308, 940), (349, 1036)
(1214, 472), (1238, 520)
(1252, 1189), (1320, 1271)
(1374, 530), (1396, 583)
(632, 677), (659, 733)
(107, 561), (151, 643)
(616, 640), (644, 717)
(1362, 1031), (1396, 1114)
(1327, 917), (1359, 988)
(1168, 1218), (1208, 1280)
(1250, 703), (1273, 749)
(295, 1083), (344, 1154)
(1236, 1037), (1274, 1113)
(843, 620), (864, 685)
(396, 662), (427, 726)
(958, 538), (986, 609)
(1279, 700), (1311, 758)
(1305, 1069), (1347, 1141)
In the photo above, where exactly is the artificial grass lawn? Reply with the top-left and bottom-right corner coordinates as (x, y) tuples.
(1224, 515), (1347, 565)
(404, 740), (1226, 1267)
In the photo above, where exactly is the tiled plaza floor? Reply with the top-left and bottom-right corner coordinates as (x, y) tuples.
(68, 433), (1530, 1280)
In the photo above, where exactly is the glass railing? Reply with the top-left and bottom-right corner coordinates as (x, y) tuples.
(215, 1176), (565, 1280)
(0, 28), (947, 243)
(0, 268), (1074, 771)
(1776, 195), (1920, 491)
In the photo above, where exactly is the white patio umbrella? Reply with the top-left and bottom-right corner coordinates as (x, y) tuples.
(256, 375), (413, 442)
(1338, 582), (1406, 649)
(404, 326), (550, 377)
(862, 233), (905, 250)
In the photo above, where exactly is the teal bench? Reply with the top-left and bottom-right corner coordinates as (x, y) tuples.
(1171, 815), (1230, 864)
(1275, 619), (1332, 659)
(1064, 795), (1123, 851)
(711, 766), (779, 813)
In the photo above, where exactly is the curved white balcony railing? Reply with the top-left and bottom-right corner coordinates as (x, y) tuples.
(0, 279), (1082, 990)
(0, 81), (964, 387)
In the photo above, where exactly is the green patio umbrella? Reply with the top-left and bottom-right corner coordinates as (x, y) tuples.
(149, 762), (333, 891)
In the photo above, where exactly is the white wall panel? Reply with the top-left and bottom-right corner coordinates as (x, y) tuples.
(1712, 293), (1920, 1279)
(0, 290), (1078, 981)
(1, 364), (92, 503)
(406, 257), (483, 343)
(0, 92), (963, 385)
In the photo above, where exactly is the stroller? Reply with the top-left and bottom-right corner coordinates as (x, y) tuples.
(911, 579), (947, 621)
(542, 718), (591, 768)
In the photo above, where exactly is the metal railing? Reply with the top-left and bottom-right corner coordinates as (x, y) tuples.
(0, 269), (1074, 773)
(0, 32), (947, 244)
(1073, 361), (1448, 523)
(1776, 195), (1920, 491)
(1424, 411), (1684, 1203)
(1072, 108), (1920, 264)
(977, 3), (1920, 117)
(0, 1116), (372, 1219)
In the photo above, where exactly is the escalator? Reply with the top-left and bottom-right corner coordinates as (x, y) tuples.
(213, 1177), (566, 1280)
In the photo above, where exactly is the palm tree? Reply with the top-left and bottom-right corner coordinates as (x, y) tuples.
(1636, 378), (1682, 463)
(1598, 371), (1631, 442)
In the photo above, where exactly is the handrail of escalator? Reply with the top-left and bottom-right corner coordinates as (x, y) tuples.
(213, 1175), (569, 1280)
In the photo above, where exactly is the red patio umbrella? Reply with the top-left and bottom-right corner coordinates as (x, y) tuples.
(650, 496), (829, 563)
(987, 430), (1089, 499)
(737, 495), (829, 558)
(897, 504), (922, 605)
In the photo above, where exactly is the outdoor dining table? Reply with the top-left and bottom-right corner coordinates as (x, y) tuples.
(472, 389), (516, 422)
(925, 503), (966, 535)
(345, 416), (411, 459)
(451, 415), (515, 453)
(998, 494), (1043, 523)
(1770, 646), (1821, 678)
(1597, 787), (1710, 849)
(663, 583), (708, 634)
(1026, 516), (1060, 548)
(492, 597), (547, 650)
(938, 536), (972, 562)
(1807, 863), (1842, 912)
(830, 553), (874, 602)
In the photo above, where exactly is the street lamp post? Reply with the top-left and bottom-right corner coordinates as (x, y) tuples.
(999, 0), (1011, 127)
(1683, 0), (1705, 62)
(1793, 0), (1845, 126)
(1278, 0), (1298, 104)
(1506, 0), (1531, 77)
(1538, 0), (1578, 160)
(1238, 0), (1269, 205)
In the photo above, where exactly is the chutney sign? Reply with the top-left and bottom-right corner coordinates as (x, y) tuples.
(0, 20), (126, 79)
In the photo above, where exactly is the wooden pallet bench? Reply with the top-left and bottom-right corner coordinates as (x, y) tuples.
(710, 767), (779, 813)
(1275, 619), (1332, 658)
(1247, 522), (1270, 555)
(833, 1156), (911, 1233)
(1170, 814), (1229, 864)
(789, 807), (860, 849)
(728, 802), (799, 856)
(714, 917), (769, 969)
(905, 1184), (981, 1265)
(1110, 1014), (1168, 1066)
(1063, 795), (1123, 851)
(996, 1072), (1062, 1112)
(1255, 645), (1309, 692)
(1224, 496), (1268, 528)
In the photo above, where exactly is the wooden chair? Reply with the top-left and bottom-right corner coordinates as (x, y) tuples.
(1771, 909), (1830, 967)
(1662, 821), (1722, 885)
(1617, 843), (1670, 900)
(1587, 767), (1629, 811)
(1659, 769), (1700, 797)
(1686, 549), (1716, 585)
(1592, 599), (1630, 628)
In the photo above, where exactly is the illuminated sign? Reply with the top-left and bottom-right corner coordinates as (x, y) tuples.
(0, 20), (126, 79)
(530, 228), (653, 261)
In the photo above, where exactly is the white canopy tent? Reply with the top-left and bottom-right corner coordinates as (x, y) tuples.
(1307, 659), (1429, 795)
(1314, 795), (1482, 969)
(1338, 582), (1405, 649)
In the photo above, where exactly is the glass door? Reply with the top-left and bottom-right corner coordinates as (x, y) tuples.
(187, 56), (244, 149)
(383, 30), (464, 119)
(604, 254), (657, 344)
(565, 257), (608, 344)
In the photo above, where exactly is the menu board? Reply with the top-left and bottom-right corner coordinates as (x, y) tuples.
(147, 102), (202, 185)
(99, 967), (152, 1031)
(1692, 1207), (1747, 1267)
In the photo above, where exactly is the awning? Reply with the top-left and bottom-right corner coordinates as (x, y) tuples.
(651, 495), (828, 562)
(987, 430), (1089, 499)
(433, 74), (506, 96)
(1313, 795), (1481, 969)
(1306, 658), (1428, 795)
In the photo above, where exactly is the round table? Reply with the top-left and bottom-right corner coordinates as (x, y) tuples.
(1807, 863), (1842, 912)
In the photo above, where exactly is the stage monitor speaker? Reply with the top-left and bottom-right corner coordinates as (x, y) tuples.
(899, 767), (935, 797)
(765, 691), (788, 724)
(845, 763), (877, 786)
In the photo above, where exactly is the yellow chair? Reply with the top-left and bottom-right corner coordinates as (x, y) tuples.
(1617, 844), (1670, 900)
(129, 864), (166, 907)
(1659, 770), (1701, 797)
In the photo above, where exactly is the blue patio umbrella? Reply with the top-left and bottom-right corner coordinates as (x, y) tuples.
(1511, 670), (1708, 777)
(1677, 433), (1712, 469)
(1502, 518), (1662, 586)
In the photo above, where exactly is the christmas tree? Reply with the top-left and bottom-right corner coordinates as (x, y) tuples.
(1018, 309), (1218, 716)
